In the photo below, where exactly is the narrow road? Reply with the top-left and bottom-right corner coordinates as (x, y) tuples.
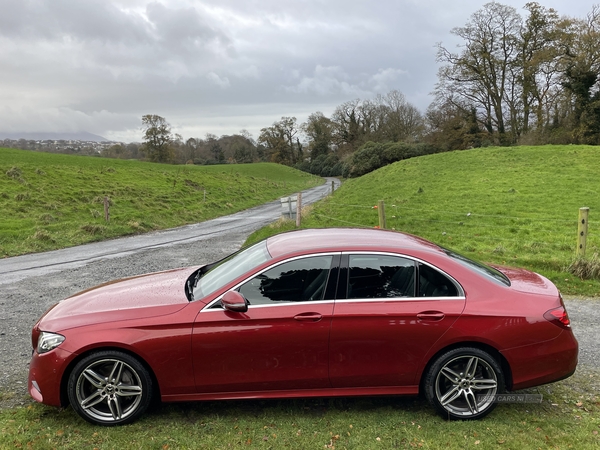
(0, 178), (340, 285)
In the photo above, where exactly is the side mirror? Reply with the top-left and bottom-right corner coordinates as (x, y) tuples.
(221, 291), (248, 313)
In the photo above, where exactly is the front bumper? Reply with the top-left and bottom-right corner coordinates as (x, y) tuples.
(28, 347), (76, 407)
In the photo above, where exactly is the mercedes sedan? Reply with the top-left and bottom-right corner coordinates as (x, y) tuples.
(29, 228), (578, 425)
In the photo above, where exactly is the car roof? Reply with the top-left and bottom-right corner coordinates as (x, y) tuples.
(265, 228), (444, 259)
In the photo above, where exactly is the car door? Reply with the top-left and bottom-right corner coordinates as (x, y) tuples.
(329, 253), (466, 388)
(192, 253), (340, 393)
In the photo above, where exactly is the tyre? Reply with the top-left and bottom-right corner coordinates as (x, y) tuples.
(67, 350), (153, 426)
(424, 347), (504, 420)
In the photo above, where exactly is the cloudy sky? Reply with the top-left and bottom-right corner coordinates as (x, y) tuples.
(0, 0), (592, 142)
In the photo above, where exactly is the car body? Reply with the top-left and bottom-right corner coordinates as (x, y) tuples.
(28, 228), (578, 425)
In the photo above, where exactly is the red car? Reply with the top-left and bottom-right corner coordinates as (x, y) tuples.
(28, 228), (578, 425)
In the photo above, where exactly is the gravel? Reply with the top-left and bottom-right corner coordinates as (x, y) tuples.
(0, 232), (247, 408)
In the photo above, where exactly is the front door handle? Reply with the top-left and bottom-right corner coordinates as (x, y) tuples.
(417, 311), (445, 321)
(294, 313), (323, 322)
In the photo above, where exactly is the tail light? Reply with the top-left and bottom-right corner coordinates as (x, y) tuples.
(544, 296), (571, 329)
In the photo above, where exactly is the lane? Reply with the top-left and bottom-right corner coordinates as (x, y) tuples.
(0, 177), (340, 285)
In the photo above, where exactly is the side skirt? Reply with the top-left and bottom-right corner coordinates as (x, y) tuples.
(161, 386), (419, 403)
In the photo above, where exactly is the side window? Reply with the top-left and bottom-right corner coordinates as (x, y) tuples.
(238, 255), (333, 306)
(347, 255), (415, 299)
(418, 263), (459, 297)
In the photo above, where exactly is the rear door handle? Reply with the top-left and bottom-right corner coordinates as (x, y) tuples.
(417, 311), (445, 321)
(294, 313), (323, 322)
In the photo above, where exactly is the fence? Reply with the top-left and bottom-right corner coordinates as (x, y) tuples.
(309, 200), (596, 261)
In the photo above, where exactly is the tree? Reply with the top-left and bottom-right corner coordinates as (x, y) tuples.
(141, 115), (174, 163)
(517, 2), (563, 134)
(258, 117), (301, 165)
(425, 100), (484, 150)
(205, 133), (225, 163)
(185, 138), (201, 163)
(302, 112), (334, 159)
(230, 133), (257, 163)
(331, 99), (363, 153)
(379, 90), (425, 142)
(560, 5), (600, 141)
(435, 2), (522, 143)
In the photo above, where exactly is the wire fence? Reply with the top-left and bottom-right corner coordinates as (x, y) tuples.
(308, 200), (598, 259)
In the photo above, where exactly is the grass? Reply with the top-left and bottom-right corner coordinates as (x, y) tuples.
(1, 370), (599, 449)
(0, 148), (321, 257)
(3, 145), (600, 447)
(246, 145), (600, 296)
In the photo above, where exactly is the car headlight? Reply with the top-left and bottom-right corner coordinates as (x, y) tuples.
(37, 332), (65, 354)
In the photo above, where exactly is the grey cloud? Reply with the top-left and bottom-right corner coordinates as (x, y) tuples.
(0, 0), (591, 142)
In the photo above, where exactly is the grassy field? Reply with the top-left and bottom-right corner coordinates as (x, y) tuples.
(247, 145), (600, 296)
(2, 145), (600, 448)
(0, 148), (321, 257)
(1, 369), (598, 449)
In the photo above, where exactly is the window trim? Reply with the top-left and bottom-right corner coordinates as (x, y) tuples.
(338, 251), (465, 301)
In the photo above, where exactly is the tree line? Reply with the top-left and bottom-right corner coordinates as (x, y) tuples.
(109, 2), (600, 177)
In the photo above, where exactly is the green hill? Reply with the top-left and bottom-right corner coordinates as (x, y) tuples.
(0, 148), (321, 257)
(249, 145), (600, 296)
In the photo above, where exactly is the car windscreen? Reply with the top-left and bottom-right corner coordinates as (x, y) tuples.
(193, 241), (271, 300)
(444, 249), (511, 286)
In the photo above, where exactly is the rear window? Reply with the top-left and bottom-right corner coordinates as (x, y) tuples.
(444, 249), (510, 286)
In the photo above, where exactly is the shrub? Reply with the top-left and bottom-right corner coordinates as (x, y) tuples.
(568, 254), (600, 280)
(346, 141), (442, 177)
(294, 153), (343, 177)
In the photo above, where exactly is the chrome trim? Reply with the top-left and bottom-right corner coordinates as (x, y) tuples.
(334, 296), (466, 304)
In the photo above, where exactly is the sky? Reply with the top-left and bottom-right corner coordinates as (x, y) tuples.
(0, 0), (593, 143)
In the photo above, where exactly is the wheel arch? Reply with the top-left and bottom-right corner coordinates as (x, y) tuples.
(59, 346), (161, 407)
(418, 341), (513, 395)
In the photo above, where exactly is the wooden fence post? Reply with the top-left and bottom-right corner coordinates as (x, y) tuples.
(378, 200), (386, 229)
(331, 180), (335, 195)
(104, 196), (110, 223)
(577, 207), (590, 257)
(296, 192), (302, 227)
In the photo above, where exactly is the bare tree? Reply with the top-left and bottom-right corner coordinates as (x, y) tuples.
(435, 2), (522, 143)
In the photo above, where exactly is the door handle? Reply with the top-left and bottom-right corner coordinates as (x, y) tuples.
(294, 313), (323, 322)
(417, 311), (445, 321)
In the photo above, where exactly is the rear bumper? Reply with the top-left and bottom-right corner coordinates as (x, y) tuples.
(502, 329), (578, 391)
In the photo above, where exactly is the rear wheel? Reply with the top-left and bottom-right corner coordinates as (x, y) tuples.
(424, 347), (504, 420)
(67, 351), (153, 426)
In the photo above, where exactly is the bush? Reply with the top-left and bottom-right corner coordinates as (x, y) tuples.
(346, 141), (442, 177)
(568, 254), (600, 280)
(294, 154), (343, 177)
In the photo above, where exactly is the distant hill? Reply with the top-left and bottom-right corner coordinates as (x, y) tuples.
(0, 131), (109, 142)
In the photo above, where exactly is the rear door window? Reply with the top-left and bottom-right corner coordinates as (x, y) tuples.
(347, 255), (415, 299)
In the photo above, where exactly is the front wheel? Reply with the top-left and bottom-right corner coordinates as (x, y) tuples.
(424, 347), (504, 420)
(67, 351), (153, 426)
